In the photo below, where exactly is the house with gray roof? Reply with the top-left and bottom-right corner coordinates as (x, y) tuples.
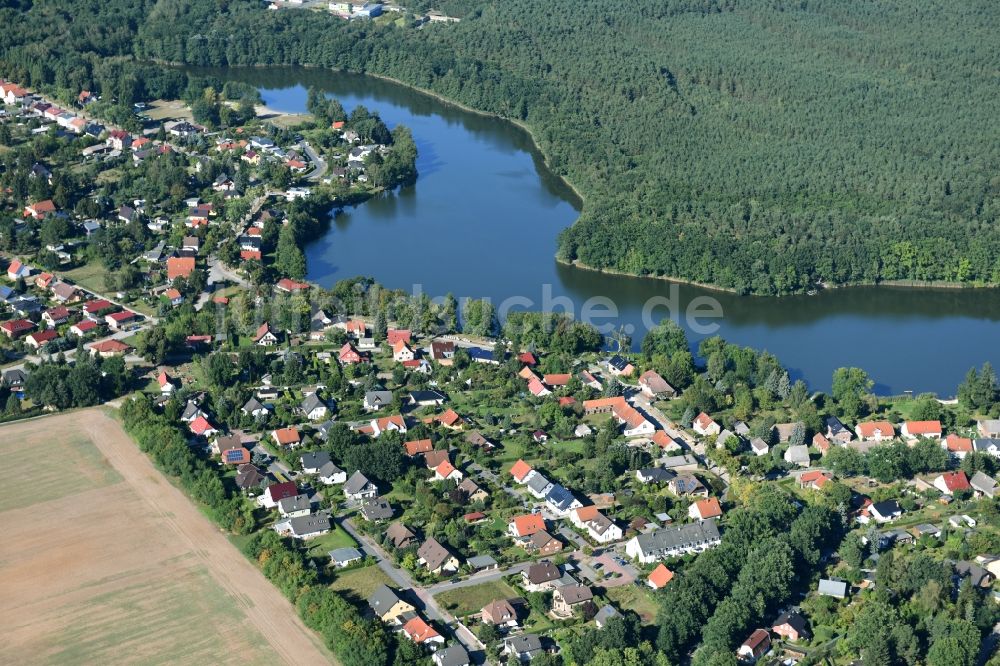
(526, 473), (554, 499)
(503, 634), (544, 663)
(329, 547), (364, 568)
(344, 471), (378, 500)
(971, 471), (999, 498)
(242, 397), (271, 419)
(300, 393), (329, 421)
(417, 537), (460, 574)
(594, 604), (622, 629)
(817, 578), (848, 598)
(432, 645), (471, 666)
(360, 498), (394, 522)
(364, 390), (393, 411)
(545, 484), (583, 515)
(784, 444), (811, 467)
(300, 451), (332, 474)
(317, 461), (347, 485)
(624, 519), (721, 564)
(277, 494), (312, 518)
(274, 514), (331, 540)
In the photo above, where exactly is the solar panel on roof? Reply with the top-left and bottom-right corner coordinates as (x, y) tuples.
(226, 449), (243, 462)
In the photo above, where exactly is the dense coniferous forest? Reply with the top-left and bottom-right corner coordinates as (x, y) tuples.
(1, 0), (998, 294)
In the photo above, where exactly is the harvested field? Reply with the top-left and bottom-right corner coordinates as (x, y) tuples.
(0, 409), (335, 665)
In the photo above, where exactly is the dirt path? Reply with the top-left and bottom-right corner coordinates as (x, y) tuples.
(72, 409), (337, 665)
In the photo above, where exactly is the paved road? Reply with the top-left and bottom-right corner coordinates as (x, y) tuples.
(424, 562), (530, 595)
(339, 518), (487, 660)
(300, 141), (327, 182)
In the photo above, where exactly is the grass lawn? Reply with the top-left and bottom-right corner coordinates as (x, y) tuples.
(329, 563), (395, 602)
(305, 525), (357, 559)
(62, 263), (108, 294)
(605, 584), (659, 625)
(435, 579), (519, 616)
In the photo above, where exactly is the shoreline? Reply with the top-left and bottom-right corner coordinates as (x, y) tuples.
(559, 258), (1000, 297)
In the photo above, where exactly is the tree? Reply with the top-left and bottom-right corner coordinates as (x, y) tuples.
(275, 223), (307, 279)
(831, 367), (873, 420)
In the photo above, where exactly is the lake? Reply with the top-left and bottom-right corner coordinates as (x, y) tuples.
(201, 67), (1000, 395)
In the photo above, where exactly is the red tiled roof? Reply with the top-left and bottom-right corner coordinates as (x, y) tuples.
(648, 563), (674, 588)
(510, 514), (546, 537)
(543, 373), (571, 386)
(167, 256), (196, 280)
(89, 339), (131, 354)
(692, 497), (722, 519)
(938, 470), (971, 492)
(404, 439), (433, 456)
(27, 329), (58, 345)
(857, 421), (895, 438)
(189, 416), (216, 435)
(273, 427), (301, 446)
(945, 434), (973, 453)
(510, 459), (533, 482)
(83, 299), (114, 314)
(905, 420), (942, 435)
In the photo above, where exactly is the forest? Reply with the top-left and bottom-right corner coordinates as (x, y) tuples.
(1, 0), (998, 293)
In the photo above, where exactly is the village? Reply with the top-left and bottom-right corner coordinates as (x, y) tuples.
(3, 77), (1000, 666)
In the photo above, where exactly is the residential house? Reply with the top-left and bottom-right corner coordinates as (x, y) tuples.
(272, 427), (302, 449)
(528, 531), (564, 556)
(661, 454), (700, 472)
(944, 434), (974, 459)
(277, 494), (312, 518)
(771, 611), (811, 642)
(669, 474), (708, 498)
(954, 561), (995, 588)
(595, 604), (623, 629)
(902, 420), (943, 440)
(465, 430), (496, 452)
(404, 439), (433, 457)
(364, 390), (394, 411)
(863, 499), (903, 524)
(638, 370), (676, 398)
(503, 634), (544, 663)
(825, 416), (854, 444)
(367, 584), (415, 624)
(157, 371), (176, 394)
(402, 616), (444, 649)
(329, 547), (364, 568)
(371, 414), (407, 437)
(432, 646), (470, 666)
(521, 562), (562, 592)
(429, 340), (455, 362)
(253, 322), (280, 346)
(259, 481), (298, 509)
(301, 451), (333, 474)
(481, 598), (520, 628)
(386, 522), (417, 550)
(69, 320), (98, 337)
(242, 397), (271, 419)
(934, 471), (971, 495)
(545, 484), (583, 515)
(635, 468), (676, 485)
(647, 563), (674, 589)
(510, 459), (534, 484)
(509, 514), (547, 539)
(51, 282), (80, 303)
(408, 390), (447, 408)
(433, 460), (463, 482)
(0, 318), (34, 339)
(527, 475), (554, 500)
(973, 439), (1000, 458)
(89, 339), (132, 357)
(689, 497), (723, 521)
(360, 498), (394, 522)
(798, 470), (832, 490)
(344, 471), (378, 501)
(738, 629), (771, 662)
(317, 461), (347, 486)
(625, 519), (721, 563)
(189, 416), (218, 438)
(25, 329), (58, 349)
(417, 537), (460, 575)
(856, 420), (896, 442)
(552, 584), (593, 618)
(2, 369), (27, 393)
(166, 256), (195, 282)
(570, 506), (623, 544)
(978, 420), (1000, 439)
(234, 464), (267, 495)
(817, 578), (848, 599)
(750, 438), (769, 456)
(607, 355), (635, 376)
(105, 310), (138, 331)
(784, 445), (811, 467)
(582, 396), (654, 437)
(693, 412), (721, 436)
(300, 394), (329, 421)
(392, 340), (415, 362)
(457, 478), (488, 503)
(971, 471), (998, 498)
(274, 514), (332, 540)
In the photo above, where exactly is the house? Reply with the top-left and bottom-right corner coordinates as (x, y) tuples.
(423, 450), (450, 471)
(317, 461), (347, 485)
(105, 310), (138, 331)
(582, 396), (654, 437)
(771, 611), (811, 642)
(825, 416), (853, 444)
(974, 439), (1000, 457)
(738, 629), (771, 662)
(750, 437), (770, 456)
(0, 319), (34, 339)
(157, 371), (176, 394)
(607, 355), (635, 376)
(662, 454), (700, 471)
(693, 412), (721, 436)
(272, 427), (302, 449)
(532, 430), (548, 443)
(25, 329), (58, 349)
(856, 420), (896, 442)
(278, 494), (312, 518)
(344, 471), (378, 500)
(274, 514), (332, 540)
(408, 390), (447, 408)
(434, 409), (464, 431)
(934, 471), (971, 495)
(864, 499), (903, 524)
(392, 340), (415, 362)
(329, 547), (364, 568)
(575, 424), (593, 438)
(798, 470), (832, 490)
(301, 451), (333, 475)
(481, 598), (520, 628)
(467, 554), (498, 570)
(978, 420), (1000, 439)
(465, 430), (496, 452)
(689, 497), (723, 521)
(163, 288), (183, 307)
(166, 256), (195, 282)
(954, 561), (995, 588)
(402, 616), (444, 649)
(2, 369), (27, 392)
(51, 282), (81, 303)
(625, 519), (721, 564)
(971, 471), (998, 498)
(669, 474), (708, 498)
(638, 370), (676, 398)
(527, 377), (551, 397)
(595, 604), (622, 629)
(528, 530), (564, 555)
(545, 483), (583, 515)
(386, 522), (417, 549)
(817, 578), (848, 599)
(89, 339), (132, 357)
(521, 562), (562, 592)
(433, 460), (463, 482)
(944, 434), (974, 458)
(259, 481), (298, 509)
(429, 340), (455, 362)
(371, 414), (407, 437)
(510, 459), (535, 484)
(364, 390), (393, 411)
(647, 563), (675, 589)
(69, 320), (98, 337)
(784, 445), (811, 467)
(300, 394), (329, 421)
(242, 397), (271, 419)
(552, 584), (593, 618)
(403, 439), (433, 457)
(235, 464), (267, 494)
(417, 537), (460, 574)
(24, 200), (56, 220)
(503, 634), (544, 663)
(189, 416), (218, 438)
(34, 272), (53, 289)
(432, 645), (470, 666)
(217, 439), (251, 465)
(360, 498), (394, 522)
(275, 278), (310, 293)
(367, 584), (415, 624)
(467, 347), (497, 364)
(570, 506), (623, 543)
(902, 420), (943, 440)
(578, 370), (603, 390)
(253, 322), (280, 346)
(509, 514), (547, 539)
(912, 523), (943, 540)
